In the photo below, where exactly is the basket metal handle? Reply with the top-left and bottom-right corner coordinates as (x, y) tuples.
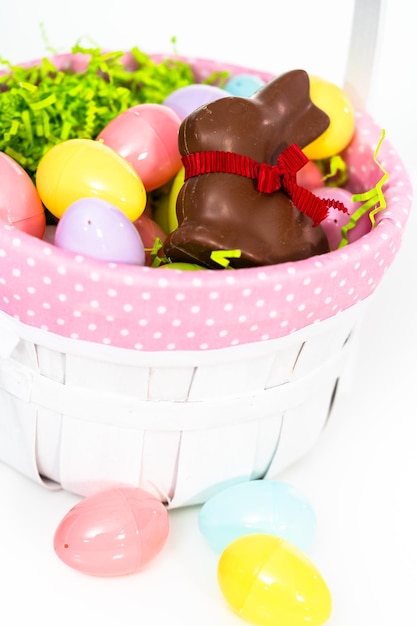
(344, 0), (384, 108)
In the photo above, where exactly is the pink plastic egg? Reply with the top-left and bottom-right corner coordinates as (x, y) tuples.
(133, 213), (167, 266)
(315, 186), (372, 249)
(53, 486), (170, 576)
(96, 103), (182, 192)
(43, 224), (56, 244)
(296, 160), (324, 191)
(54, 197), (145, 264)
(0, 152), (46, 238)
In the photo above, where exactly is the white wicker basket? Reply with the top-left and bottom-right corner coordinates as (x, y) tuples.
(0, 0), (413, 507)
(0, 301), (364, 506)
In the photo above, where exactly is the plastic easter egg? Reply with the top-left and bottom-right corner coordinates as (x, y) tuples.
(53, 486), (170, 576)
(133, 213), (167, 266)
(168, 166), (185, 232)
(315, 186), (372, 249)
(163, 83), (229, 120)
(43, 224), (56, 244)
(54, 198), (145, 264)
(224, 74), (265, 96)
(296, 160), (324, 191)
(217, 534), (332, 626)
(303, 76), (355, 160)
(36, 138), (147, 221)
(96, 104), (182, 191)
(0, 152), (46, 238)
(198, 479), (317, 554)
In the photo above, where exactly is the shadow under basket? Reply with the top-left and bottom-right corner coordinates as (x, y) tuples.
(0, 54), (413, 508)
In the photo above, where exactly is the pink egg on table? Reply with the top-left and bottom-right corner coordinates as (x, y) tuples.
(315, 186), (372, 250)
(96, 103), (182, 192)
(53, 486), (170, 577)
(54, 197), (145, 265)
(163, 83), (229, 120)
(133, 213), (167, 266)
(0, 152), (46, 238)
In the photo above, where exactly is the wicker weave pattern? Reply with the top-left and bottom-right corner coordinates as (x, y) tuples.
(0, 305), (361, 507)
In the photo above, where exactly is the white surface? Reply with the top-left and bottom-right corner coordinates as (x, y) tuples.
(0, 1), (416, 625)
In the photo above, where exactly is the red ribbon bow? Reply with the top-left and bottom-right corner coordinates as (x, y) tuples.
(182, 144), (348, 226)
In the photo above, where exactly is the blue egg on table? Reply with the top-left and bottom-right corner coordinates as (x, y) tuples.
(198, 479), (317, 554)
(224, 74), (266, 97)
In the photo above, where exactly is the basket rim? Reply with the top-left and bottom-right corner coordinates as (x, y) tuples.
(0, 53), (413, 352)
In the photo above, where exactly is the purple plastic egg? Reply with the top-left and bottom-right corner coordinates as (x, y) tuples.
(163, 83), (229, 120)
(54, 197), (145, 264)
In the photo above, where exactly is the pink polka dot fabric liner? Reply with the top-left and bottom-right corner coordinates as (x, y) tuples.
(0, 59), (412, 352)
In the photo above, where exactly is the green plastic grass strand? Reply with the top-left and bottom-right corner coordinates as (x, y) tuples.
(210, 249), (242, 269)
(39, 21), (59, 56)
(148, 238), (171, 267)
(316, 154), (349, 187)
(30, 93), (57, 110)
(338, 129), (388, 248)
(202, 70), (231, 87)
(323, 154), (349, 187)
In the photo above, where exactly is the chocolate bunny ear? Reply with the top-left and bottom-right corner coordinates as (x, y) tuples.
(178, 70), (329, 163)
(254, 69), (330, 154)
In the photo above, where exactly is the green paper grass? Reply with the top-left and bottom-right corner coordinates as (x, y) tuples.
(147, 237), (171, 267)
(316, 154), (349, 187)
(210, 249), (242, 268)
(0, 44), (196, 180)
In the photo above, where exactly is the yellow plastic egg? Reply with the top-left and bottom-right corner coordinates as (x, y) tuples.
(217, 534), (332, 626)
(303, 75), (355, 160)
(168, 166), (185, 232)
(36, 138), (147, 221)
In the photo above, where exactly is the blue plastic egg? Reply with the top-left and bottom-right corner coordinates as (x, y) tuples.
(198, 479), (317, 554)
(224, 74), (266, 97)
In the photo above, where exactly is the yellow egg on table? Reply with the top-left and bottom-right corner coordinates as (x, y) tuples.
(36, 138), (147, 221)
(303, 75), (355, 160)
(217, 534), (332, 626)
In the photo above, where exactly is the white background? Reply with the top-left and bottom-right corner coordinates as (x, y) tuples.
(0, 1), (416, 625)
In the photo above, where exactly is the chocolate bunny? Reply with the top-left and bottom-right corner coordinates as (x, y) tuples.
(163, 69), (334, 269)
